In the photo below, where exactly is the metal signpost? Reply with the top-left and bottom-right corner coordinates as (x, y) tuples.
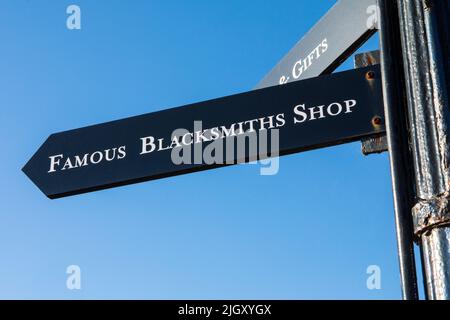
(377, 0), (419, 300)
(22, 0), (450, 300)
(377, 0), (450, 300)
(395, 0), (450, 300)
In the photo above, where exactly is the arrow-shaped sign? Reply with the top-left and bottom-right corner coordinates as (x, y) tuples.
(255, 0), (377, 89)
(23, 66), (384, 199)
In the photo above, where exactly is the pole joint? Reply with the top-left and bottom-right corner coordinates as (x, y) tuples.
(413, 192), (450, 239)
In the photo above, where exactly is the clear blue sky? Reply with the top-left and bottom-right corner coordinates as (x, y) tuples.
(0, 0), (424, 299)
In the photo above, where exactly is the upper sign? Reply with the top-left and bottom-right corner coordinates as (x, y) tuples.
(23, 66), (384, 199)
(255, 0), (377, 89)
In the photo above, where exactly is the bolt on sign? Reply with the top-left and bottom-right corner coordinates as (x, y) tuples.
(23, 66), (385, 199)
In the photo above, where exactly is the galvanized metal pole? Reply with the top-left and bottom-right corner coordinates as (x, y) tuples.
(377, 0), (419, 300)
(396, 0), (450, 300)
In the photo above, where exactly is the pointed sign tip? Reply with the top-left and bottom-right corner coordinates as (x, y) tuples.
(21, 160), (32, 181)
(21, 145), (54, 199)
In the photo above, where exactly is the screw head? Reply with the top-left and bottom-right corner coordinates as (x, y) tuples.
(372, 116), (382, 127)
(366, 71), (376, 80)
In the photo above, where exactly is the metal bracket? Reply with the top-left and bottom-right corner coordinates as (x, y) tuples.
(354, 50), (388, 155)
(361, 134), (389, 155)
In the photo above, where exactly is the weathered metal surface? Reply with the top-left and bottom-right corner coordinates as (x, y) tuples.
(361, 134), (389, 155)
(421, 227), (450, 300)
(354, 50), (389, 156)
(398, 0), (450, 200)
(354, 50), (381, 69)
(413, 192), (450, 236)
(398, 0), (450, 300)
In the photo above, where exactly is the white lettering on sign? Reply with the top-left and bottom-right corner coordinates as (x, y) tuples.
(46, 99), (357, 173)
(279, 38), (329, 85)
(293, 99), (356, 123)
(48, 146), (126, 173)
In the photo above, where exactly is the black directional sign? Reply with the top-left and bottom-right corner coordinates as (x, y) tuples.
(23, 66), (384, 199)
(255, 0), (377, 89)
